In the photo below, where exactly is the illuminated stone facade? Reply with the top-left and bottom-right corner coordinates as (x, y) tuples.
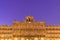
(0, 16), (60, 40)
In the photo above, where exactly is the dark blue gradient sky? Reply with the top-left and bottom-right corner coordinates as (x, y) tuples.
(0, 0), (60, 25)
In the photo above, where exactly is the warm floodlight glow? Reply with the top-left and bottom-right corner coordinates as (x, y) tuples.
(34, 37), (38, 40)
(57, 38), (60, 40)
(26, 39), (29, 40)
(14, 37), (18, 40)
(5, 39), (7, 40)
(41, 37), (44, 40)
(8, 39), (12, 40)
(1, 39), (4, 40)
(21, 37), (25, 40)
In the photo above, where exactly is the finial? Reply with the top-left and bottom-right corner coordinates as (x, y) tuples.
(25, 16), (34, 22)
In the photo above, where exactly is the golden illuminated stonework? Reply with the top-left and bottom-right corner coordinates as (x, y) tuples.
(0, 16), (60, 40)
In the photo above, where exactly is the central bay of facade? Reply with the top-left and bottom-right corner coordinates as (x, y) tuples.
(0, 16), (60, 40)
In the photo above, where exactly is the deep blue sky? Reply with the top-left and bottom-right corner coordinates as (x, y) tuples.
(0, 0), (60, 25)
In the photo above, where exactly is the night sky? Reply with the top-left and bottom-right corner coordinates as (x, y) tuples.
(0, 0), (60, 25)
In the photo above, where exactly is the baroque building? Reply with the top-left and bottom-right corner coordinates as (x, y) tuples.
(0, 16), (60, 40)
